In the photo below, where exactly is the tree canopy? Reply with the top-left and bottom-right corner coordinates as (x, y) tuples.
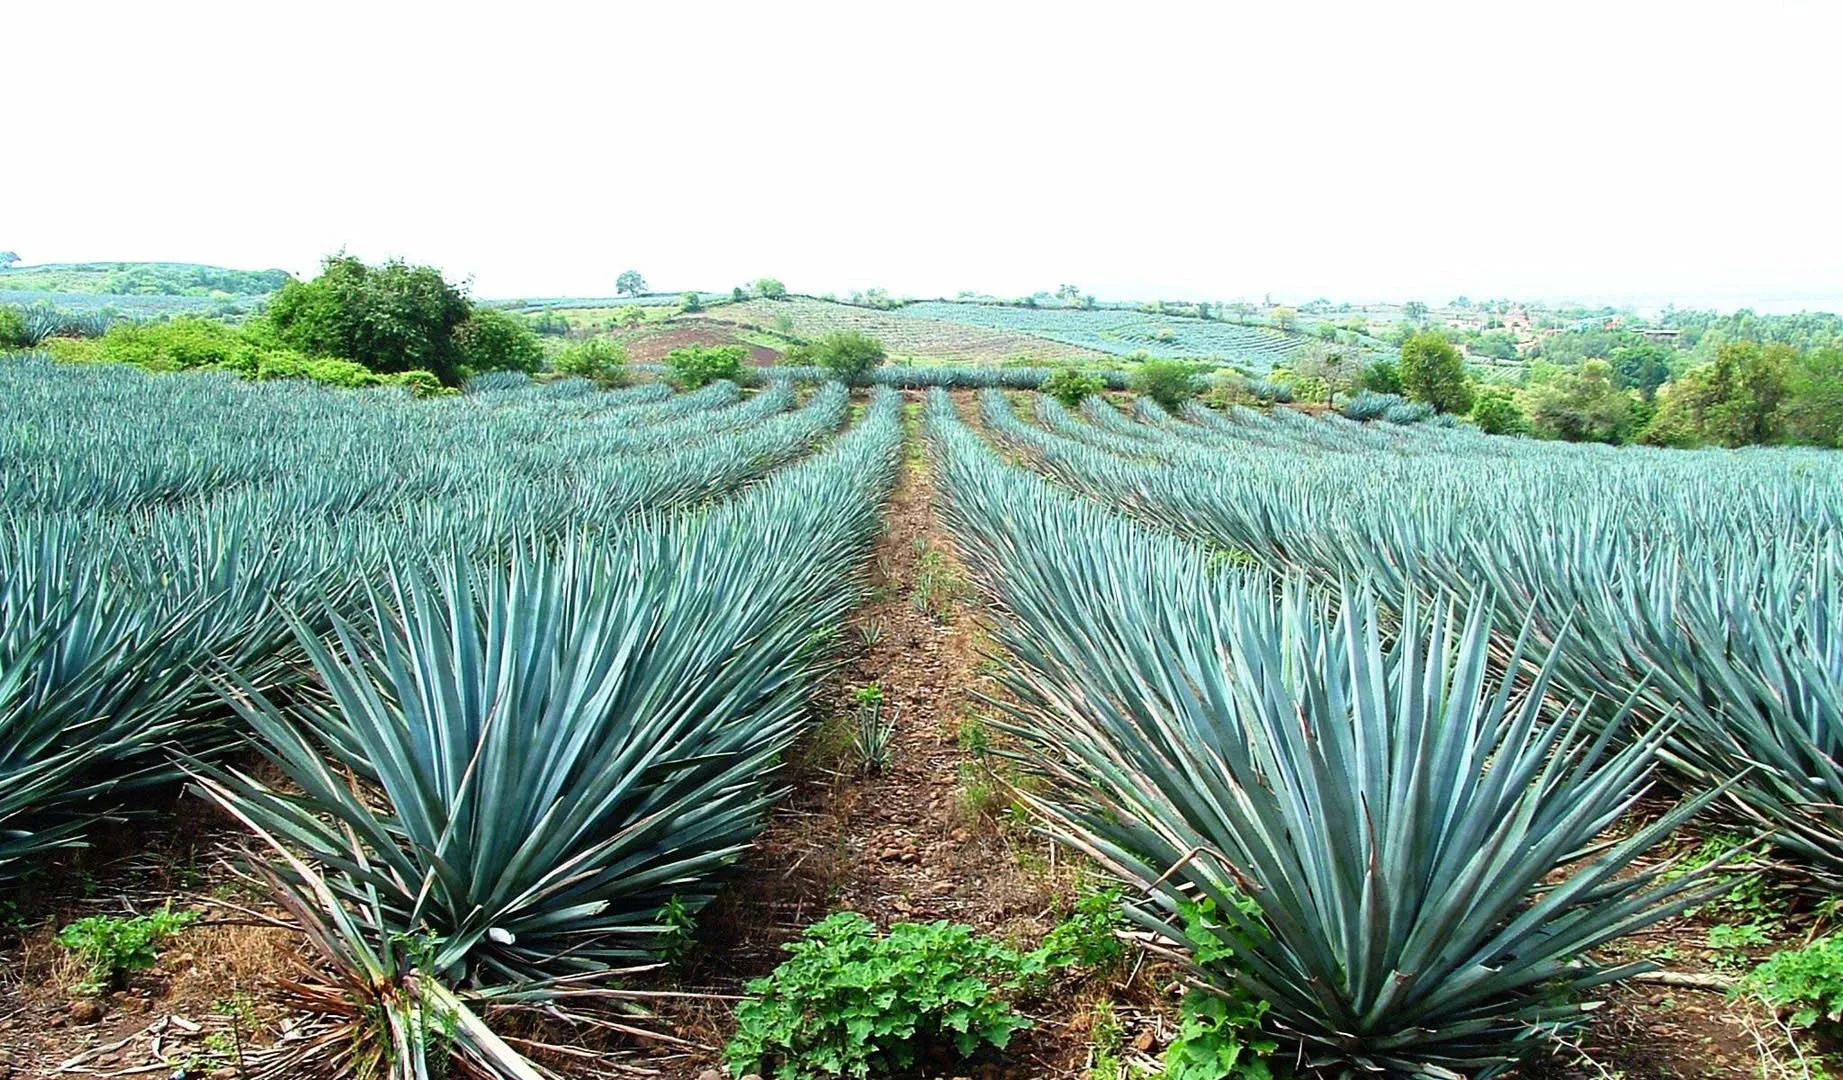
(265, 255), (474, 384)
(1399, 332), (1475, 414)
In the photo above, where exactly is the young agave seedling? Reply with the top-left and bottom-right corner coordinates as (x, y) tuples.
(853, 683), (898, 775)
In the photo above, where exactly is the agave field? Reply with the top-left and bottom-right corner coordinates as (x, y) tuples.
(0, 355), (906, 1074)
(923, 386), (1843, 1077)
(700, 297), (1112, 363)
(4, 350), (1842, 1079)
(897, 300), (1332, 368)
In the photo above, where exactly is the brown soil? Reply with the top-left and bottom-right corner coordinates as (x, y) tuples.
(650, 390), (1168, 1078)
(617, 319), (782, 366)
(0, 791), (302, 1077)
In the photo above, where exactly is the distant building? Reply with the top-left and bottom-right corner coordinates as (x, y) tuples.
(1635, 327), (1683, 344)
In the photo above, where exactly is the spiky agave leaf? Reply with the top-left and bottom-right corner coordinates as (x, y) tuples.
(193, 787), (562, 1080)
(0, 521), (221, 879)
(925, 389), (1728, 1078)
(202, 540), (823, 987)
(1633, 545), (1843, 882)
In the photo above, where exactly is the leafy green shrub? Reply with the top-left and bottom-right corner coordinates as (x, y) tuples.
(1042, 368), (1104, 407)
(1038, 887), (1126, 973)
(726, 912), (1036, 1079)
(666, 344), (744, 389)
(57, 904), (199, 994)
(53, 318), (262, 373)
(1471, 386), (1529, 435)
(1743, 936), (1843, 1032)
(266, 254), (472, 383)
(756, 277), (788, 300)
(455, 308), (543, 375)
(680, 291), (703, 313)
(255, 353), (384, 388)
(0, 306), (23, 349)
(1131, 359), (1199, 410)
(552, 338), (629, 384)
(386, 369), (448, 397)
(809, 330), (886, 385)
(1360, 357), (1403, 395)
(1163, 988), (1276, 1080)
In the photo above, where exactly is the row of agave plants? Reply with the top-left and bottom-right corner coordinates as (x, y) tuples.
(0, 360), (854, 881)
(0, 358), (899, 1075)
(201, 391), (904, 1075)
(979, 387), (1843, 886)
(925, 388), (1735, 1077)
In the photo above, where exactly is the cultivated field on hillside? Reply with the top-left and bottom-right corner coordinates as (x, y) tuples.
(703, 296), (1111, 362)
(900, 299), (1329, 367)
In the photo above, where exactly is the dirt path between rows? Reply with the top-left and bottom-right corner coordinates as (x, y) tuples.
(663, 391), (1113, 1078)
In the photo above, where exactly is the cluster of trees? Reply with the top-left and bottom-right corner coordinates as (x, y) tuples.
(1355, 329), (1843, 449)
(1643, 342), (1842, 448)
(19, 255), (546, 390)
(265, 255), (541, 385)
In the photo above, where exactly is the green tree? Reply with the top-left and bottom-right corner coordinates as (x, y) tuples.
(681, 291), (703, 313)
(1707, 341), (1791, 445)
(1360, 358), (1403, 395)
(454, 308), (543, 374)
(1470, 387), (1529, 435)
(1468, 331), (1518, 360)
(1402, 300), (1428, 323)
(1609, 340), (1673, 400)
(1782, 346), (1843, 448)
(1131, 360), (1199, 411)
(1271, 306), (1298, 331)
(616, 270), (646, 296)
(1644, 341), (1791, 447)
(265, 254), (473, 384)
(1524, 360), (1635, 444)
(616, 306), (646, 328)
(1294, 342), (1358, 405)
(1399, 332), (1475, 414)
(0, 251), (18, 269)
(809, 330), (886, 384)
(755, 278), (788, 300)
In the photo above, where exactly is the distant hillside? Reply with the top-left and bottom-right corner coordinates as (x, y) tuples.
(0, 261), (291, 297)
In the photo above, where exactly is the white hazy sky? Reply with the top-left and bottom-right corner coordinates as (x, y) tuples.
(7, 1), (1841, 311)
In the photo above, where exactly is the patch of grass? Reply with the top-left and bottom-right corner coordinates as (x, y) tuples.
(911, 540), (970, 621)
(1085, 998), (1128, 1080)
(959, 761), (1006, 823)
(957, 713), (992, 757)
